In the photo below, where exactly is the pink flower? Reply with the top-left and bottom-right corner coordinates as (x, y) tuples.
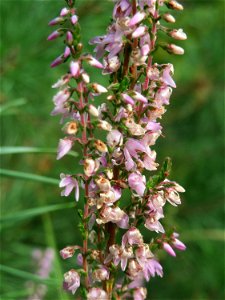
(63, 269), (80, 295)
(121, 93), (135, 105)
(50, 55), (64, 68)
(172, 233), (186, 251)
(132, 26), (146, 38)
(47, 30), (61, 41)
(70, 61), (80, 77)
(59, 173), (79, 201)
(133, 287), (147, 300)
(60, 246), (77, 259)
(162, 64), (176, 88)
(71, 15), (78, 25)
(87, 288), (108, 300)
(60, 7), (70, 16)
(85, 55), (104, 69)
(57, 138), (73, 160)
(129, 11), (146, 26)
(48, 17), (64, 26)
(142, 258), (163, 281)
(163, 242), (176, 257)
(122, 227), (143, 247)
(107, 129), (123, 148)
(128, 172), (146, 196)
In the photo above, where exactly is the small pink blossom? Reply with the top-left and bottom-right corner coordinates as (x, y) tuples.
(60, 246), (77, 259)
(60, 7), (70, 16)
(47, 30), (61, 41)
(132, 26), (146, 38)
(122, 227), (143, 247)
(70, 61), (80, 77)
(59, 173), (79, 201)
(87, 288), (108, 300)
(63, 269), (80, 295)
(129, 11), (146, 26)
(57, 138), (73, 160)
(71, 14), (78, 25)
(50, 55), (64, 68)
(163, 242), (176, 257)
(128, 172), (146, 196)
(133, 287), (147, 300)
(107, 129), (123, 148)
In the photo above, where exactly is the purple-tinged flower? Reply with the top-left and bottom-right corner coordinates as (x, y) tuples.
(163, 242), (176, 257)
(84, 55), (104, 69)
(57, 138), (73, 160)
(132, 91), (148, 103)
(129, 11), (146, 26)
(70, 61), (80, 77)
(71, 14), (78, 25)
(60, 246), (77, 259)
(48, 17), (64, 26)
(142, 258), (163, 281)
(87, 288), (108, 300)
(132, 26), (146, 38)
(169, 28), (187, 40)
(92, 83), (108, 93)
(133, 287), (147, 300)
(122, 227), (143, 247)
(84, 158), (99, 177)
(50, 55), (64, 68)
(64, 46), (71, 59)
(103, 56), (120, 74)
(60, 7), (70, 16)
(59, 173), (79, 201)
(63, 269), (80, 295)
(121, 93), (135, 105)
(162, 64), (176, 88)
(76, 253), (83, 266)
(107, 129), (123, 148)
(93, 267), (109, 282)
(167, 0), (184, 11)
(163, 13), (176, 23)
(47, 30), (61, 41)
(66, 31), (73, 44)
(172, 233), (186, 251)
(128, 172), (146, 196)
(141, 44), (150, 56)
(167, 44), (184, 55)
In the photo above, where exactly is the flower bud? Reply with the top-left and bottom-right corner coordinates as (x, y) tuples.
(60, 7), (70, 16)
(169, 29), (187, 40)
(64, 46), (71, 58)
(167, 44), (184, 55)
(66, 31), (73, 45)
(47, 30), (61, 41)
(129, 11), (146, 26)
(63, 121), (78, 135)
(81, 72), (90, 83)
(97, 120), (112, 131)
(92, 83), (108, 94)
(63, 269), (80, 295)
(163, 242), (176, 257)
(48, 17), (64, 26)
(132, 26), (146, 38)
(88, 104), (99, 117)
(163, 13), (176, 23)
(70, 61), (80, 77)
(107, 130), (123, 148)
(84, 158), (99, 177)
(167, 0), (184, 10)
(93, 267), (109, 282)
(60, 246), (77, 259)
(95, 176), (111, 192)
(85, 56), (103, 69)
(94, 140), (108, 153)
(71, 15), (78, 25)
(50, 55), (64, 68)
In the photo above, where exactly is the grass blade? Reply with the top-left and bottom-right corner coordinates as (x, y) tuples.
(0, 146), (78, 157)
(0, 169), (59, 185)
(0, 264), (57, 286)
(0, 202), (75, 225)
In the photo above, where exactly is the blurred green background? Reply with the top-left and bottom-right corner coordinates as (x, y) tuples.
(0, 0), (224, 299)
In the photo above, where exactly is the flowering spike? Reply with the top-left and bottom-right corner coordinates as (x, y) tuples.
(48, 0), (187, 298)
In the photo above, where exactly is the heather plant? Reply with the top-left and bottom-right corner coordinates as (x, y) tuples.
(48, 0), (187, 299)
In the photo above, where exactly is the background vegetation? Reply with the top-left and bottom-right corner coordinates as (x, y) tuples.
(0, 0), (224, 299)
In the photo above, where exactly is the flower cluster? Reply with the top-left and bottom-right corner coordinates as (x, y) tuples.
(48, 0), (187, 299)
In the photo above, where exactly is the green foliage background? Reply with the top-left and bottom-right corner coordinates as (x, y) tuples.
(0, 0), (224, 299)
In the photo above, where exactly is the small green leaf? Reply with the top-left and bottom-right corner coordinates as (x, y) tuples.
(147, 157), (172, 189)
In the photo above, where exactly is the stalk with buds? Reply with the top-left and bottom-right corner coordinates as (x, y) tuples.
(48, 0), (187, 299)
